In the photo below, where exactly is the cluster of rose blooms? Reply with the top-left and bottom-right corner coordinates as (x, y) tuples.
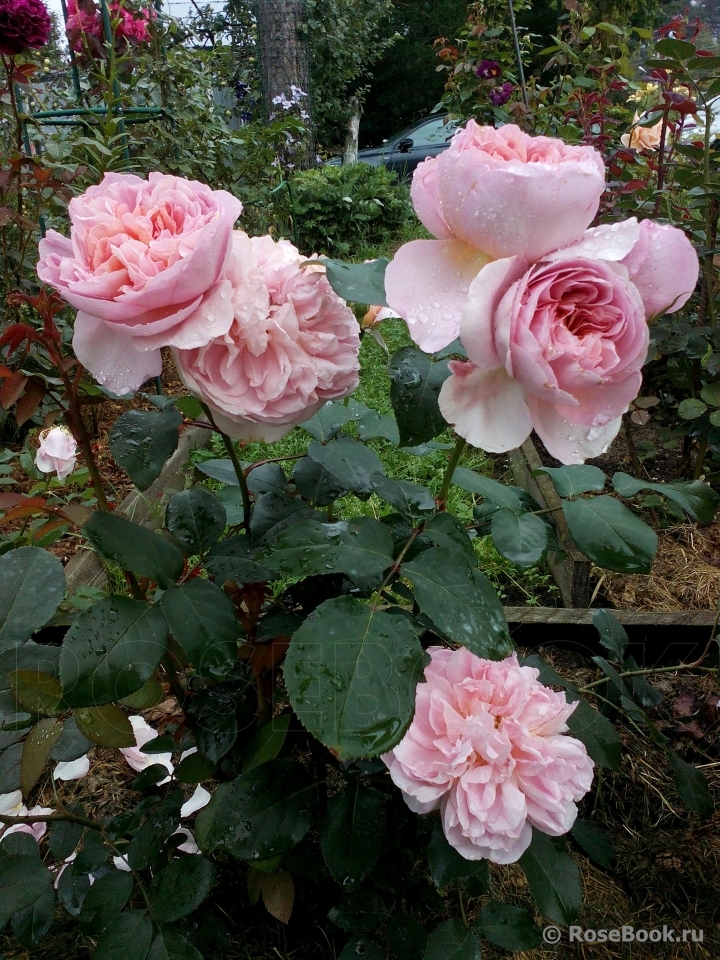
(36, 124), (699, 862)
(65, 0), (155, 53)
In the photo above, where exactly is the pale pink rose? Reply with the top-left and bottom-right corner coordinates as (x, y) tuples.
(439, 219), (698, 463)
(120, 716), (173, 783)
(382, 648), (594, 864)
(36, 426), (78, 480)
(386, 122), (606, 351)
(37, 172), (243, 395)
(53, 755), (90, 781)
(173, 233), (361, 442)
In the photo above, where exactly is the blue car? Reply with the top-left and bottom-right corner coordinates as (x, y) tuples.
(328, 114), (461, 177)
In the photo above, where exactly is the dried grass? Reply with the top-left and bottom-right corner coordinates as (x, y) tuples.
(601, 522), (720, 613)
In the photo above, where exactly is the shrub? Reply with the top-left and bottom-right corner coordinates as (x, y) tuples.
(282, 162), (413, 256)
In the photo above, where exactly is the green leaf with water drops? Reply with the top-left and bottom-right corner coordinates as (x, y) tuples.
(301, 401), (355, 441)
(307, 439), (385, 497)
(195, 759), (317, 860)
(0, 547), (65, 652)
(259, 517), (394, 581)
(21, 717), (62, 796)
(284, 596), (426, 760)
(562, 496), (657, 573)
(612, 473), (720, 524)
(424, 920), (481, 960)
(292, 456), (349, 506)
(321, 782), (385, 887)
(161, 580), (239, 678)
(74, 705), (135, 748)
(165, 487), (226, 554)
(389, 347), (450, 447)
(83, 512), (184, 588)
(109, 407), (182, 492)
(322, 257), (390, 307)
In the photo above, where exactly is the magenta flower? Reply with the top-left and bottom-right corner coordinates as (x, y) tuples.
(476, 59), (502, 79)
(0, 0), (51, 55)
(489, 81), (514, 106)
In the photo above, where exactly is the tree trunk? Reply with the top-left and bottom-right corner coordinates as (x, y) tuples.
(342, 96), (362, 165)
(255, 0), (313, 158)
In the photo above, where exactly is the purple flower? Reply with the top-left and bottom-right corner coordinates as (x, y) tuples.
(0, 0), (51, 55)
(476, 59), (502, 79)
(489, 81), (514, 106)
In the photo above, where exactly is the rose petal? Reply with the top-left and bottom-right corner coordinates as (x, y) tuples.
(621, 220), (699, 319)
(180, 785), (212, 818)
(411, 157), (455, 240)
(461, 256), (530, 371)
(529, 398), (622, 463)
(54, 756), (90, 781)
(73, 312), (162, 395)
(385, 239), (491, 352)
(548, 218), (641, 264)
(439, 361), (533, 452)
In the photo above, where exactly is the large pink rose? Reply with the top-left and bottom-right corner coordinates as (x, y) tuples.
(382, 647), (594, 864)
(37, 172), (243, 395)
(438, 219), (698, 462)
(385, 122), (606, 351)
(173, 233), (361, 441)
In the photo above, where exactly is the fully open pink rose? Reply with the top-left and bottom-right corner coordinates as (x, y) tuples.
(37, 172), (242, 395)
(382, 647), (594, 864)
(439, 219), (698, 462)
(386, 123), (606, 351)
(173, 233), (361, 441)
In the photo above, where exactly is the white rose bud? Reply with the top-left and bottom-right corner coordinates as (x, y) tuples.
(35, 426), (78, 480)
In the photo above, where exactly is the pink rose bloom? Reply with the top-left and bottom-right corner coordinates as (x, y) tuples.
(385, 122), (606, 351)
(37, 172), (243, 395)
(113, 1), (154, 42)
(36, 426), (78, 480)
(0, 0), (51, 55)
(382, 648), (594, 864)
(439, 218), (698, 462)
(173, 233), (361, 442)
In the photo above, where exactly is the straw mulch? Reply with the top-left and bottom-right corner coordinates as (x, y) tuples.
(600, 522), (720, 613)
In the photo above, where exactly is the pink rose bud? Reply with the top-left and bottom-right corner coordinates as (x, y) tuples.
(173, 232), (361, 442)
(37, 172), (243, 396)
(439, 218), (699, 463)
(382, 647), (594, 864)
(36, 426), (78, 480)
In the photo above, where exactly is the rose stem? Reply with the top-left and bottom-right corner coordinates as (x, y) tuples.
(199, 402), (252, 535)
(438, 436), (467, 506)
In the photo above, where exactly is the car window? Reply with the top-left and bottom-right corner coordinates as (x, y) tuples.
(407, 117), (459, 147)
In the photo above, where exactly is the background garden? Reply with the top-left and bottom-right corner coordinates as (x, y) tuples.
(1, 0), (720, 958)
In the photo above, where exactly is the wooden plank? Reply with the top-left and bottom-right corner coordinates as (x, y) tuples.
(507, 439), (592, 608)
(64, 423), (211, 594)
(504, 606), (718, 627)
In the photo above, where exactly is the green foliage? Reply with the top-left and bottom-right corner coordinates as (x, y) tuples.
(279, 164), (412, 256)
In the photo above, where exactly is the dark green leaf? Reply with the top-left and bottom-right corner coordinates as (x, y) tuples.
(562, 496), (657, 573)
(387, 912), (427, 960)
(174, 395), (203, 419)
(0, 854), (54, 916)
(166, 488), (226, 554)
(147, 926), (204, 960)
(491, 510), (548, 566)
(109, 407), (182, 492)
(424, 920), (481, 960)
(94, 910), (153, 960)
(196, 459), (244, 486)
(536, 465), (606, 498)
(667, 750), (713, 818)
(132, 764), (171, 790)
(452, 468), (525, 513)
(78, 870), (133, 933)
(161, 580), (238, 678)
(339, 939), (384, 960)
(612, 473), (720, 523)
(423, 512), (475, 561)
(321, 782), (385, 886)
(83, 513), (184, 588)
(60, 597), (167, 707)
(292, 457), (348, 506)
(195, 759), (317, 860)
(205, 535), (273, 586)
(656, 37), (696, 59)
(120, 676), (165, 710)
(301, 401), (355, 441)
(308, 439), (384, 496)
(48, 816), (84, 860)
(260, 517), (394, 581)
(403, 548), (512, 659)
(149, 855), (216, 922)
(250, 492), (318, 544)
(187, 687), (242, 763)
(357, 409), (400, 445)
(566, 699), (621, 770)
(371, 476), (436, 518)
(570, 820), (616, 869)
(11, 882), (55, 947)
(322, 257), (389, 306)
(475, 901), (541, 951)
(328, 891), (387, 933)
(74, 705), (136, 748)
(284, 597), (425, 760)
(242, 714), (291, 771)
(592, 609), (628, 663)
(389, 347), (450, 446)
(0, 547), (65, 651)
(427, 819), (490, 892)
(21, 717), (62, 794)
(174, 752), (216, 783)
(245, 463), (289, 497)
(0, 742), (23, 791)
(8, 670), (62, 715)
(519, 831), (582, 925)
